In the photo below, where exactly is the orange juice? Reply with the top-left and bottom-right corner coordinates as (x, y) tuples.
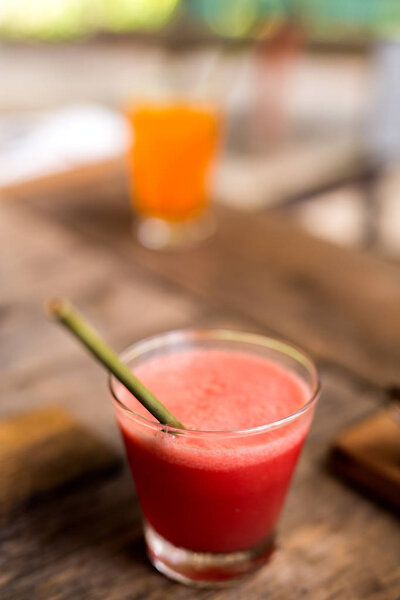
(126, 103), (219, 222)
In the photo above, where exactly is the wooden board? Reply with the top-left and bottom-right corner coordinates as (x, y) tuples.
(330, 410), (400, 510)
(0, 406), (120, 518)
(1, 173), (400, 599)
(10, 171), (400, 386)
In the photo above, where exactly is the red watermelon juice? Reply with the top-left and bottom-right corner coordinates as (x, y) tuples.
(111, 331), (319, 584)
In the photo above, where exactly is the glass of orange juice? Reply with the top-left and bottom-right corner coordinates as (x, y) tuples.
(125, 99), (220, 249)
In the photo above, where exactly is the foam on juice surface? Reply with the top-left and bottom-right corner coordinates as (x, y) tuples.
(115, 349), (312, 469)
(119, 349), (308, 431)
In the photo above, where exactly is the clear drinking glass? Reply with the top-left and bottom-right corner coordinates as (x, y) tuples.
(124, 49), (222, 250)
(110, 329), (320, 587)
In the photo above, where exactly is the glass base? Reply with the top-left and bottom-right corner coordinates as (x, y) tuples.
(144, 522), (275, 588)
(135, 212), (216, 250)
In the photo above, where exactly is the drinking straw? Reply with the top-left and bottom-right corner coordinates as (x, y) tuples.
(46, 298), (184, 429)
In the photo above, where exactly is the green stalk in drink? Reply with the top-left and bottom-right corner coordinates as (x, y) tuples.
(46, 298), (184, 430)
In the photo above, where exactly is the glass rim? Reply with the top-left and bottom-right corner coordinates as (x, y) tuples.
(109, 328), (321, 437)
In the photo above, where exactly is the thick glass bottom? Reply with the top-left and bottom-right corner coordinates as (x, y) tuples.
(135, 212), (215, 250)
(144, 522), (276, 588)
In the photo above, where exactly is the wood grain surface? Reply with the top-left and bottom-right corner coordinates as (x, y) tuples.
(1, 170), (400, 599)
(330, 410), (400, 510)
(0, 405), (120, 518)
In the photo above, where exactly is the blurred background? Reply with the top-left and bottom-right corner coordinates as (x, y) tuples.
(1, 0), (400, 254)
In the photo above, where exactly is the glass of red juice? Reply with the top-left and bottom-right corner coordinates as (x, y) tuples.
(110, 330), (320, 586)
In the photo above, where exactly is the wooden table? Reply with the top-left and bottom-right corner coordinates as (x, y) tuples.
(1, 169), (400, 599)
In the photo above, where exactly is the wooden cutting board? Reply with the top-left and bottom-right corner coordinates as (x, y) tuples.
(0, 405), (121, 519)
(329, 409), (400, 510)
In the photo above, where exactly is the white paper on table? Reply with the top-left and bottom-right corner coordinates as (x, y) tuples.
(0, 103), (129, 187)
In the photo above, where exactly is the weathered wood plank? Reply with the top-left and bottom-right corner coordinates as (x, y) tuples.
(329, 409), (400, 510)
(0, 156), (126, 198)
(0, 406), (120, 518)
(1, 199), (204, 429)
(132, 211), (400, 387)
(12, 178), (400, 386)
